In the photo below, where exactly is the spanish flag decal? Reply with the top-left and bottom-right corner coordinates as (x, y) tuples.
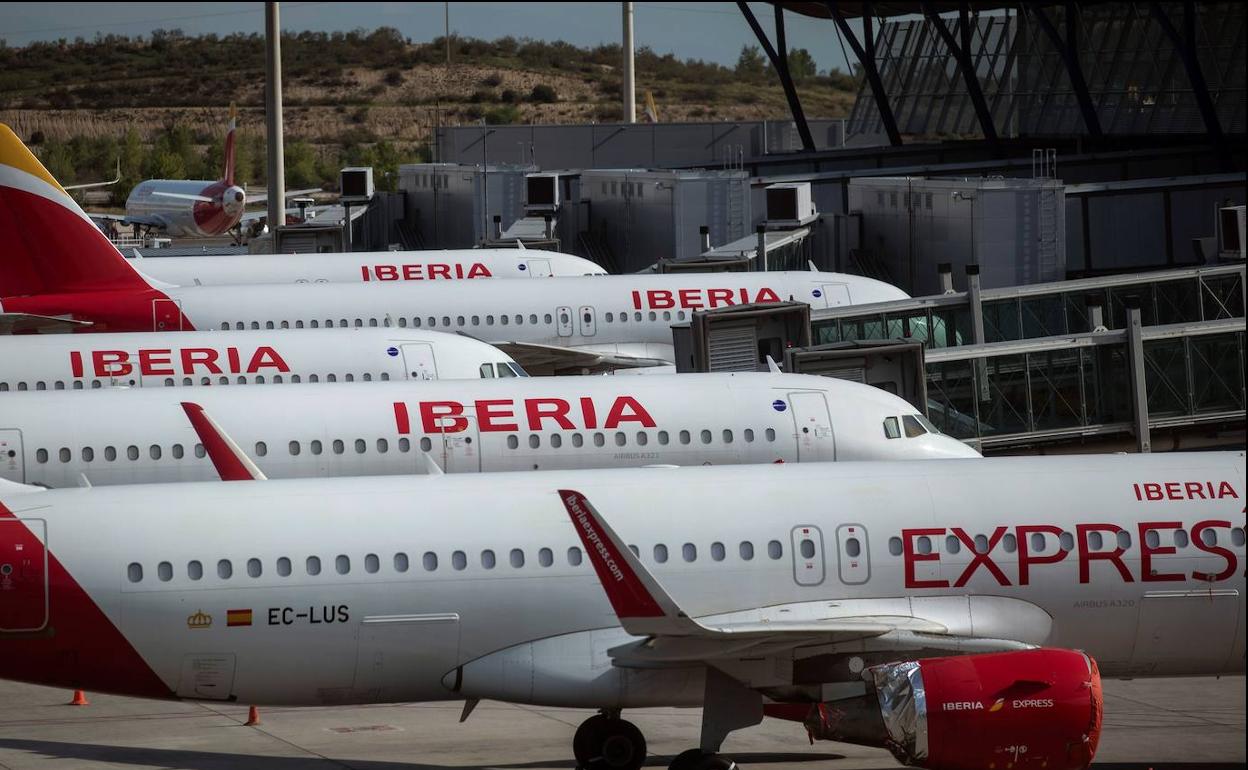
(226, 609), (253, 627)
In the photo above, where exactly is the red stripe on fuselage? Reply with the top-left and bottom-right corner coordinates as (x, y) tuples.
(0, 501), (174, 699)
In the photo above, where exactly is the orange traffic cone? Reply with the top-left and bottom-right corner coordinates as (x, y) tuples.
(245, 705), (261, 726)
(68, 690), (89, 706)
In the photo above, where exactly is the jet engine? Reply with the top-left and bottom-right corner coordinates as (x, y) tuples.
(765, 648), (1102, 770)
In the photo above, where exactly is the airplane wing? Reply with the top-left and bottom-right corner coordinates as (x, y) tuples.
(64, 159), (121, 191)
(0, 313), (93, 334)
(181, 402), (267, 481)
(557, 489), (1037, 666)
(246, 187), (323, 206)
(493, 342), (669, 376)
(89, 212), (169, 229)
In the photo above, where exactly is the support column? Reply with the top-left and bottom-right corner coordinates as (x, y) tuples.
(622, 2), (636, 123)
(1125, 301), (1151, 453)
(1149, 1), (1224, 143)
(923, 2), (998, 142)
(737, 2), (816, 152)
(1032, 2), (1104, 137)
(264, 2), (285, 237)
(826, 1), (902, 146)
(966, 264), (989, 402)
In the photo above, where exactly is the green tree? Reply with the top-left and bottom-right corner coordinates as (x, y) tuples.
(786, 48), (817, 81)
(735, 45), (766, 79)
(284, 140), (320, 189)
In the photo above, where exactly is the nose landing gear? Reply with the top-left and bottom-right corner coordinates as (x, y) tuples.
(669, 749), (737, 770)
(573, 712), (647, 770)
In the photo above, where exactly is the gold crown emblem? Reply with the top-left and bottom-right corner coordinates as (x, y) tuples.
(187, 610), (212, 629)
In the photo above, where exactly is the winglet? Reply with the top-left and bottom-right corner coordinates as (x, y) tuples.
(181, 402), (267, 481)
(765, 355), (782, 373)
(557, 489), (700, 636)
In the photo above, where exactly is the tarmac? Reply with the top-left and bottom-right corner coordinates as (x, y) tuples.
(0, 676), (1242, 770)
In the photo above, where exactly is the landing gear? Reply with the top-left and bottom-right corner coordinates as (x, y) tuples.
(669, 749), (737, 770)
(573, 712), (647, 770)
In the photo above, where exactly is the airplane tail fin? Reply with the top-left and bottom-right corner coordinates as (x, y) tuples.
(222, 103), (237, 187)
(0, 124), (151, 297)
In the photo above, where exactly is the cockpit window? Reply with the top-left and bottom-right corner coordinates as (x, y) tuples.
(902, 415), (927, 438)
(479, 363), (496, 379)
(915, 414), (941, 434)
(497, 362), (518, 378)
(502, 362), (529, 377)
(883, 416), (901, 439)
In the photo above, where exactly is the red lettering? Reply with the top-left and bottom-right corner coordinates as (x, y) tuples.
(678, 288), (700, 309)
(361, 265), (370, 281)
(755, 287), (781, 303)
(603, 396), (657, 429)
(466, 263), (491, 278)
(1139, 521), (1185, 582)
(403, 264), (421, 280)
(1185, 481), (1206, 500)
(181, 348), (221, 375)
(138, 348), (174, 376)
(429, 264), (451, 280)
(420, 401), (468, 434)
(1191, 519), (1237, 582)
(1217, 481), (1239, 499)
(475, 399), (518, 431)
(902, 528), (948, 589)
(1015, 525), (1069, 585)
(1133, 483), (1142, 501)
(1165, 482), (1182, 500)
(580, 397), (598, 429)
(246, 346), (289, 373)
(1143, 483), (1163, 501)
(631, 290), (641, 310)
(393, 402), (411, 434)
(92, 350), (131, 377)
(1076, 523), (1133, 584)
(375, 265), (398, 281)
(707, 288), (734, 308)
(951, 526), (1011, 587)
(70, 351), (83, 378)
(525, 398), (573, 431)
(227, 347), (241, 374)
(647, 290), (674, 309)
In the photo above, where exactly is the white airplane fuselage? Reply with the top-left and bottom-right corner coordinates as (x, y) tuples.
(128, 249), (605, 285)
(0, 327), (522, 393)
(0, 453), (1242, 707)
(0, 372), (979, 487)
(126, 179), (247, 238)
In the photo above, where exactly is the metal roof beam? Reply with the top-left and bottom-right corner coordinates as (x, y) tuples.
(1030, 3), (1104, 138)
(1148, 1), (1225, 144)
(737, 2), (817, 152)
(922, 2), (999, 143)
(825, 1), (904, 146)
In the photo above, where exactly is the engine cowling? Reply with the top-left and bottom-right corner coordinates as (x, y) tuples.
(766, 648), (1103, 770)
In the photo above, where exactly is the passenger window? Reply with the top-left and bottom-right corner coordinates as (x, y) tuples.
(277, 557), (292, 576)
(289, 441), (300, 456)
(420, 437), (432, 451)
(365, 554), (380, 573)
(335, 555), (350, 574)
(481, 550), (496, 569)
(1116, 530), (1131, 550)
(888, 537), (903, 556)
(187, 560), (203, 580)
(333, 439), (345, 454)
(58, 447), (70, 463)
(452, 551), (467, 570)
(593, 433), (605, 447)
(544, 313), (552, 324)
(711, 542), (725, 561)
(567, 547), (583, 566)
(472, 315), (480, 326)
(973, 534), (989, 554)
(739, 541), (754, 560)
(722, 430), (733, 444)
(657, 431), (669, 445)
(653, 544), (669, 563)
(765, 429), (776, 442)
(700, 430), (712, 444)
(572, 433), (584, 448)
(945, 536), (961, 553)
(1200, 528), (1218, 547)
(255, 442), (268, 457)
(629, 545), (640, 557)
(217, 559), (233, 579)
(682, 543), (697, 562)
(1145, 529), (1160, 549)
(916, 536), (932, 555)
(1232, 528), (1245, 547)
(636, 432), (648, 446)
(394, 553), (409, 572)
(172, 444), (184, 459)
(883, 417), (901, 439)
(327, 374), (337, 383)
(35, 448), (48, 464)
(768, 540), (784, 559)
(529, 435), (541, 449)
(306, 556), (321, 575)
(355, 439), (366, 454)
(614, 432), (626, 447)
(423, 552), (438, 571)
(1087, 531), (1104, 551)
(507, 435), (519, 450)
(377, 439), (389, 453)
(845, 538), (861, 558)
(311, 440), (323, 455)
(606, 312), (614, 322)
(902, 415), (926, 438)
(105, 446), (116, 461)
(539, 547), (554, 567)
(679, 430), (691, 445)
(127, 563), (143, 583)
(744, 429), (754, 442)
(551, 434), (563, 448)
(1059, 531), (1074, 551)
(1174, 529), (1190, 548)
(509, 549), (524, 568)
(800, 539), (815, 558)
(128, 445), (139, 460)
(398, 438), (410, 452)
(247, 558), (262, 578)
(1001, 533), (1017, 553)
(81, 447), (94, 462)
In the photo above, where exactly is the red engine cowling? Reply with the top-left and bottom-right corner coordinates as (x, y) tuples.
(767, 648), (1103, 770)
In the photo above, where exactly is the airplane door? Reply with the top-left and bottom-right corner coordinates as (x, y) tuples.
(1131, 590), (1241, 675)
(578, 306), (597, 337)
(835, 524), (870, 584)
(0, 430), (23, 483)
(790, 525), (826, 586)
(400, 343), (438, 380)
(355, 612), (461, 702)
(556, 306), (573, 337)
(440, 416), (481, 472)
(151, 299), (185, 331)
(0, 517), (49, 632)
(818, 284), (851, 308)
(789, 391), (836, 461)
(526, 259), (552, 277)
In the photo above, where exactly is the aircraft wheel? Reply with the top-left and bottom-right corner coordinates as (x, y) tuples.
(668, 748), (708, 770)
(574, 715), (647, 770)
(694, 755), (738, 770)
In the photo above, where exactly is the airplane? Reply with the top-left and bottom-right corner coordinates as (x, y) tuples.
(0, 451), (1242, 770)
(0, 371), (980, 487)
(0, 123), (908, 373)
(125, 247), (605, 286)
(0, 327), (524, 393)
(88, 106), (317, 239)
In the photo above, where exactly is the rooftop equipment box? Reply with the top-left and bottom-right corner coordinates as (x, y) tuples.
(400, 163), (536, 248)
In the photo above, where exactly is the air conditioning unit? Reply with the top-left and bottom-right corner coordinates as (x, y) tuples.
(525, 173), (560, 213)
(1218, 204), (1245, 260)
(765, 182), (817, 228)
(340, 167), (374, 204)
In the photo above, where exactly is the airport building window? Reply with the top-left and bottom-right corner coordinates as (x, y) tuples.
(277, 557), (291, 577)
(105, 446), (116, 461)
(567, 547), (583, 566)
(255, 442), (268, 457)
(481, 550), (496, 569)
(289, 441), (301, 456)
(768, 540), (784, 559)
(538, 547), (554, 567)
(654, 544), (669, 563)
(423, 552), (438, 571)
(682, 543), (697, 562)
(883, 417), (901, 439)
(452, 551), (467, 570)
(217, 559), (233, 579)
(365, 554), (380, 574)
(127, 563), (143, 583)
(247, 558), (262, 578)
(888, 537), (903, 556)
(336, 555), (350, 574)
(739, 541), (754, 560)
(510, 549), (524, 568)
(306, 556), (321, 576)
(394, 553), (409, 572)
(157, 562), (173, 582)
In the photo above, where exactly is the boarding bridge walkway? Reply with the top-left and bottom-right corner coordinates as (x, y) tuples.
(810, 264), (1245, 453)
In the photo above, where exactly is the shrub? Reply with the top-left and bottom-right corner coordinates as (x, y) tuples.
(383, 69), (403, 86)
(479, 72), (502, 87)
(529, 83), (557, 103)
(499, 88), (519, 104)
(468, 89), (495, 104)
(484, 104), (522, 125)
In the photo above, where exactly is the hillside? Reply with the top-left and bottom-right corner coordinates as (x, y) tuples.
(0, 29), (859, 198)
